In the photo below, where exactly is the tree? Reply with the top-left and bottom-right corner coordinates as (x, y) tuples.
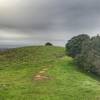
(45, 42), (53, 46)
(66, 34), (90, 57)
(76, 35), (100, 75)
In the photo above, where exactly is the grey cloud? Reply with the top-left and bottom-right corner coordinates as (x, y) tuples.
(0, 0), (100, 32)
(0, 0), (100, 47)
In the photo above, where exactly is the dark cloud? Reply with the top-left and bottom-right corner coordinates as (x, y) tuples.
(0, 0), (100, 47)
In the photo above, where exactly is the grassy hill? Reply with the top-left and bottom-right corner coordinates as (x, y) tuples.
(0, 46), (100, 100)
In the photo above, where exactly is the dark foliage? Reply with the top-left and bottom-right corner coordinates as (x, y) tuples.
(66, 34), (100, 75)
(75, 35), (100, 75)
(45, 42), (53, 46)
(66, 34), (90, 57)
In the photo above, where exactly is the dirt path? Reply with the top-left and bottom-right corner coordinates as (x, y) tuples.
(34, 68), (49, 81)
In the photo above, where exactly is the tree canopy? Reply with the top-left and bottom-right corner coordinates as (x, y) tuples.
(76, 35), (100, 75)
(66, 34), (100, 75)
(45, 42), (53, 46)
(66, 34), (90, 57)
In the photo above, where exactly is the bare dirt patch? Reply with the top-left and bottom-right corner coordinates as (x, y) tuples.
(39, 70), (45, 74)
(33, 67), (50, 81)
(34, 75), (49, 81)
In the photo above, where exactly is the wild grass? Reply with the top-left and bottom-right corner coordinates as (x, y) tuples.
(0, 46), (100, 100)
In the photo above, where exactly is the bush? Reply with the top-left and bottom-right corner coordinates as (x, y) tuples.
(45, 42), (53, 46)
(76, 35), (100, 75)
(66, 34), (90, 57)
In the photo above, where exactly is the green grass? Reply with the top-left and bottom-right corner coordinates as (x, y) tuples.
(0, 46), (100, 100)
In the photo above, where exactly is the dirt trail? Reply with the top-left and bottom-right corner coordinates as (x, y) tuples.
(34, 68), (49, 81)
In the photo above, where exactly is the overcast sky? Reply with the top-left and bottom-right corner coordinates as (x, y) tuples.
(0, 0), (100, 48)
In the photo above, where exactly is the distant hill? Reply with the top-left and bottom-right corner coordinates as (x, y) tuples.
(0, 48), (8, 51)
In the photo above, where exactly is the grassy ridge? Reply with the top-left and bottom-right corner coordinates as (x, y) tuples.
(0, 46), (100, 100)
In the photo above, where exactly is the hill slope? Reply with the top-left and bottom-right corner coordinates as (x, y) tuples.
(0, 46), (100, 100)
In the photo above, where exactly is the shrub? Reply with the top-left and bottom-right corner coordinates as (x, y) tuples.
(76, 35), (100, 75)
(45, 42), (53, 46)
(66, 34), (90, 57)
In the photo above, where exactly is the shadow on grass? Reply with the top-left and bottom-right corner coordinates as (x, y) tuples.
(65, 57), (100, 82)
(72, 61), (100, 82)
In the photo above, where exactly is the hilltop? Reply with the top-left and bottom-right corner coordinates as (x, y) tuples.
(0, 46), (100, 100)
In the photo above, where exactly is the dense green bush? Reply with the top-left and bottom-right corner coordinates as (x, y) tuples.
(75, 35), (100, 75)
(66, 34), (100, 75)
(66, 34), (90, 57)
(45, 42), (53, 46)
